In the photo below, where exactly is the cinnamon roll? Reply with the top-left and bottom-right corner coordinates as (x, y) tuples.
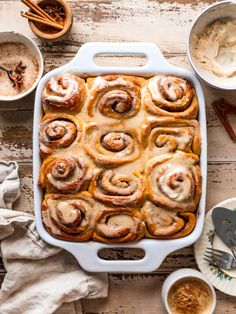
(141, 201), (196, 239)
(42, 192), (95, 241)
(89, 169), (145, 206)
(38, 156), (90, 193)
(142, 117), (201, 156)
(83, 122), (141, 167)
(143, 75), (198, 118)
(39, 113), (83, 158)
(87, 75), (145, 119)
(93, 206), (145, 243)
(42, 73), (86, 114)
(145, 152), (201, 212)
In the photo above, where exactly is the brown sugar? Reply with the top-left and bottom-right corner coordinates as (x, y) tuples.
(167, 277), (213, 314)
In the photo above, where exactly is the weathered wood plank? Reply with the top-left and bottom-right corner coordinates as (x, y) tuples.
(0, 111), (33, 162)
(1, 270), (235, 314)
(15, 163), (33, 214)
(0, 1), (213, 54)
(1, 260), (236, 314)
(1, 269), (235, 314)
(1, 266), (235, 314)
(81, 274), (236, 314)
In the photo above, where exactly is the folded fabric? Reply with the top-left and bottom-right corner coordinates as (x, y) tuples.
(0, 161), (108, 314)
(0, 161), (20, 210)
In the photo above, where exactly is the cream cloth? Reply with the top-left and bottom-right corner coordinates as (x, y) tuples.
(0, 161), (108, 314)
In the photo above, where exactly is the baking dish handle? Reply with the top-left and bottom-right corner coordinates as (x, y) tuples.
(64, 240), (174, 273)
(68, 42), (170, 74)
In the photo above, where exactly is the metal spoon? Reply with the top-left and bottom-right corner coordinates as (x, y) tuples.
(0, 64), (15, 83)
(0, 62), (26, 89)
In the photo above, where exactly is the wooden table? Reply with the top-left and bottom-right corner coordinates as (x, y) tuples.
(0, 0), (236, 312)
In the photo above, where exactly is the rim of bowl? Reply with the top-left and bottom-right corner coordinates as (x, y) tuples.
(28, 0), (73, 40)
(0, 31), (44, 101)
(162, 268), (217, 314)
(186, 0), (236, 91)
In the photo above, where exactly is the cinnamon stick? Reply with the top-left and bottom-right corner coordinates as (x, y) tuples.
(25, 11), (49, 22)
(21, 0), (57, 23)
(21, 0), (48, 20)
(21, 12), (64, 30)
(212, 98), (236, 142)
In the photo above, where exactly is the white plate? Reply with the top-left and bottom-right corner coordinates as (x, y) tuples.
(33, 42), (207, 273)
(194, 198), (236, 296)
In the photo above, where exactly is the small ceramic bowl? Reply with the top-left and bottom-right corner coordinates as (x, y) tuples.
(0, 31), (43, 101)
(161, 268), (216, 314)
(28, 0), (73, 41)
(187, 1), (236, 90)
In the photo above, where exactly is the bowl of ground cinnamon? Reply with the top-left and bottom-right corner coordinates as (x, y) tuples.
(0, 31), (43, 101)
(161, 269), (216, 314)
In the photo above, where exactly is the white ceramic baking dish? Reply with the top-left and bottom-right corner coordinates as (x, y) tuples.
(33, 42), (207, 273)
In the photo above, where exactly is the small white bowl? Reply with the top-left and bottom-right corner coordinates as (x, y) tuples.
(161, 268), (216, 314)
(0, 31), (44, 101)
(187, 1), (236, 90)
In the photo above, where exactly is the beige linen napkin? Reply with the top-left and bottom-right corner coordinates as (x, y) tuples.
(0, 161), (108, 314)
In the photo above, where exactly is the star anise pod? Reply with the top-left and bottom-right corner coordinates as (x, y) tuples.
(9, 73), (23, 90)
(13, 61), (26, 74)
(44, 4), (65, 23)
(10, 61), (27, 90)
(0, 61), (26, 90)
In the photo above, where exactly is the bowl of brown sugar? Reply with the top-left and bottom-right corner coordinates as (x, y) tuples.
(0, 31), (43, 101)
(161, 269), (216, 314)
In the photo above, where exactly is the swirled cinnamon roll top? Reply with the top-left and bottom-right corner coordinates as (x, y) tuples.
(83, 122), (141, 167)
(145, 152), (201, 212)
(42, 74), (86, 114)
(38, 156), (90, 194)
(93, 206), (145, 243)
(142, 117), (201, 156)
(42, 192), (95, 241)
(143, 75), (198, 118)
(141, 201), (196, 239)
(39, 113), (83, 158)
(89, 169), (145, 207)
(86, 75), (145, 120)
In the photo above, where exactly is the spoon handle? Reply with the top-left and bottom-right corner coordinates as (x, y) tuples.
(0, 65), (9, 72)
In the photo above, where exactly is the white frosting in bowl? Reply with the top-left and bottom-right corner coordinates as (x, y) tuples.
(193, 19), (236, 79)
(193, 19), (236, 80)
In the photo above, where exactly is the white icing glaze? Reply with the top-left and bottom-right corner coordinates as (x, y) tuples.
(90, 76), (133, 92)
(56, 202), (79, 224)
(46, 74), (79, 103)
(159, 166), (192, 202)
(145, 203), (176, 220)
(107, 214), (135, 229)
(150, 127), (194, 153)
(147, 153), (198, 208)
(42, 205), (62, 235)
(148, 76), (162, 101)
(193, 19), (236, 78)
(96, 211), (139, 237)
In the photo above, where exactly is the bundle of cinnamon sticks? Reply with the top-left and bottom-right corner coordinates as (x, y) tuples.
(21, 0), (64, 30)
